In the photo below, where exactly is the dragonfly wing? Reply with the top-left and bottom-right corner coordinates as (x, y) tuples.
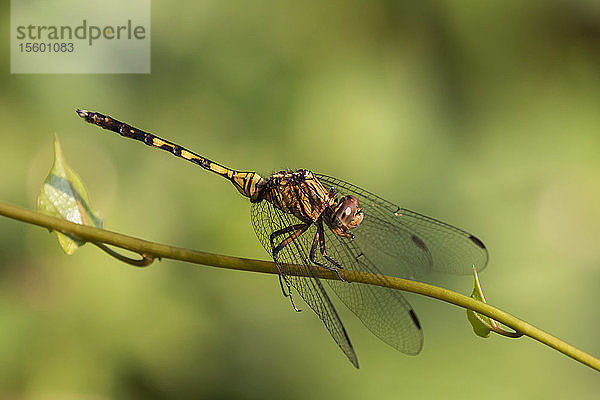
(315, 173), (489, 279)
(313, 227), (424, 354)
(250, 200), (359, 368)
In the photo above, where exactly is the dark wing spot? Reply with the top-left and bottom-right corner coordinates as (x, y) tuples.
(409, 309), (421, 330)
(411, 235), (428, 252)
(468, 235), (486, 250)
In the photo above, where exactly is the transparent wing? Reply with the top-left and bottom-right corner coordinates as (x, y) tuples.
(250, 200), (359, 368)
(315, 173), (489, 280)
(292, 225), (424, 355)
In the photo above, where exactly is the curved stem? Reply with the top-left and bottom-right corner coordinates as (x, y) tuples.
(92, 242), (155, 267)
(0, 201), (598, 372)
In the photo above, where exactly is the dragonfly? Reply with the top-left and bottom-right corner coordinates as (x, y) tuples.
(76, 109), (488, 368)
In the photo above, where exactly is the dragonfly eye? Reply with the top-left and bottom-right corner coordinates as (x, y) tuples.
(331, 195), (363, 235)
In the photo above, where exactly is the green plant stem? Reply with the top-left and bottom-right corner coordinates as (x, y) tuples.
(0, 200), (598, 372)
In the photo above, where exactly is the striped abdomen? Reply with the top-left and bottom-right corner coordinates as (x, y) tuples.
(76, 109), (265, 201)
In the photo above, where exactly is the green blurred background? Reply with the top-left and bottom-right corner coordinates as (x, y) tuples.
(2, 0), (600, 398)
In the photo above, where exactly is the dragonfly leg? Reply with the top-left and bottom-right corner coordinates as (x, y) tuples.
(270, 223), (311, 313)
(285, 278), (302, 312)
(277, 271), (289, 297)
(317, 221), (342, 268)
(276, 271), (302, 312)
(273, 251), (302, 312)
(309, 221), (345, 282)
(269, 223), (310, 260)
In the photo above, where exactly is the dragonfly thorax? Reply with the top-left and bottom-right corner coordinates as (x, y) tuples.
(261, 169), (333, 223)
(260, 169), (364, 238)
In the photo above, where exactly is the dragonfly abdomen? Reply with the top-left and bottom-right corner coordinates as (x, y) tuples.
(76, 109), (265, 201)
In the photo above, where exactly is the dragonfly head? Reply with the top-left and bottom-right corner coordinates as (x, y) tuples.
(329, 195), (364, 238)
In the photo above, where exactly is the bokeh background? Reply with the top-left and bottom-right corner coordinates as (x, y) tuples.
(2, 1), (600, 398)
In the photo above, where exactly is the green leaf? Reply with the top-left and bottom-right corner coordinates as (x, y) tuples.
(467, 266), (495, 338)
(37, 134), (103, 254)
